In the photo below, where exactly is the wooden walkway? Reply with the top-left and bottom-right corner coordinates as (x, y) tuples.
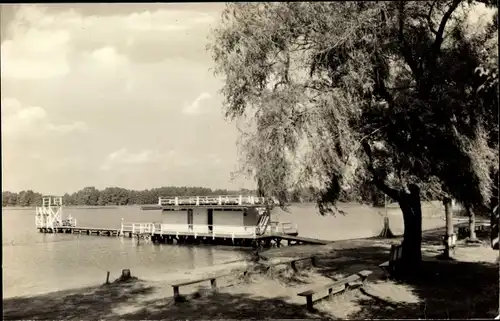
(37, 225), (328, 248)
(38, 226), (121, 236)
(270, 234), (331, 245)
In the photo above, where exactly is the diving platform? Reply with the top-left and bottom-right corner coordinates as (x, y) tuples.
(35, 196), (76, 232)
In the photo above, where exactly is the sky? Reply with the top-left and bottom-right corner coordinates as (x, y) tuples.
(1, 3), (495, 195)
(1, 3), (256, 195)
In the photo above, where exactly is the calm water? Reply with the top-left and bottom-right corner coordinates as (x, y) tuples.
(2, 207), (248, 299)
(2, 203), (446, 299)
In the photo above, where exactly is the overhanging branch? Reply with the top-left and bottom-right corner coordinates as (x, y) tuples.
(362, 141), (401, 202)
(397, 1), (422, 81)
(431, 0), (461, 58)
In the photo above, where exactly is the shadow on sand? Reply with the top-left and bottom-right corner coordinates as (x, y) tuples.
(309, 227), (497, 319)
(3, 278), (329, 320)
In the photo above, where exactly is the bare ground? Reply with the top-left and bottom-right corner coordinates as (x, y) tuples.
(3, 225), (497, 320)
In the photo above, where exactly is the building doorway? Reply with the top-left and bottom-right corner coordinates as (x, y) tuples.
(187, 209), (194, 231)
(207, 209), (213, 233)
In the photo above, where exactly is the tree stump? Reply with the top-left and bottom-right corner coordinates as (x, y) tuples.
(121, 269), (131, 281)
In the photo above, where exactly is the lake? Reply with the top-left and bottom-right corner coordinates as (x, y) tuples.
(2, 202), (446, 299)
(2, 206), (250, 299)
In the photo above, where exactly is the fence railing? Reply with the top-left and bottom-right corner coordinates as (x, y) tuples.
(158, 195), (277, 207)
(120, 221), (297, 238)
(121, 222), (258, 238)
(268, 221), (298, 234)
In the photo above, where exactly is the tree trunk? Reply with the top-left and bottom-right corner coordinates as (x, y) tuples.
(467, 206), (477, 241)
(399, 184), (423, 270)
(443, 197), (455, 258)
(492, 204), (499, 250)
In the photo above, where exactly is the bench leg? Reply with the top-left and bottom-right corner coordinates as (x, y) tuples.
(173, 286), (180, 302)
(210, 278), (217, 290)
(306, 295), (314, 312)
(291, 261), (298, 272)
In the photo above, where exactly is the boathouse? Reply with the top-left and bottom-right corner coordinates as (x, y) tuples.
(142, 195), (273, 237)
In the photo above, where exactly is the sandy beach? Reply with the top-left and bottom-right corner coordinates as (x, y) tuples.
(4, 225), (497, 320)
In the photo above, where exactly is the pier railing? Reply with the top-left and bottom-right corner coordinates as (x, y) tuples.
(268, 221), (298, 234)
(158, 195), (277, 207)
(121, 223), (155, 235)
(121, 222), (258, 238)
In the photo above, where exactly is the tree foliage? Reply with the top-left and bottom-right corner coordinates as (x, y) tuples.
(2, 185), (375, 207)
(2, 186), (257, 207)
(209, 1), (498, 214)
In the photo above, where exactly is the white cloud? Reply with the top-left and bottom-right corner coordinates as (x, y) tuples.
(100, 148), (167, 170)
(36, 7), (215, 33)
(89, 46), (128, 65)
(182, 92), (212, 115)
(1, 28), (71, 79)
(1, 98), (88, 139)
(1, 5), (216, 80)
(99, 148), (225, 171)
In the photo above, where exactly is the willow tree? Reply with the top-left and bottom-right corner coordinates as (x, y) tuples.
(209, 1), (498, 268)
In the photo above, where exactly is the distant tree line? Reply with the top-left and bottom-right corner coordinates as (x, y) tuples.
(2, 185), (386, 207)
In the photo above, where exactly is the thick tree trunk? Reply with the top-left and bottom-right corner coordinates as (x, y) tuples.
(443, 198), (455, 258)
(398, 185), (422, 270)
(467, 206), (477, 241)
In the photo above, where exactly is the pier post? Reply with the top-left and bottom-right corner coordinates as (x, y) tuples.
(106, 271), (110, 284)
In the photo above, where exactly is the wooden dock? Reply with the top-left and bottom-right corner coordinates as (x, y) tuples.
(38, 226), (121, 236)
(34, 195), (327, 248)
(37, 224), (328, 248)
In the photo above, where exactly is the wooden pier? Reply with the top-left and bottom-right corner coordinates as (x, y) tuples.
(35, 195), (330, 248)
(38, 226), (122, 236)
(37, 222), (328, 248)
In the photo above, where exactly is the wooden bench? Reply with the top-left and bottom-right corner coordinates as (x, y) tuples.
(265, 256), (318, 272)
(172, 271), (238, 302)
(379, 243), (403, 278)
(297, 270), (373, 311)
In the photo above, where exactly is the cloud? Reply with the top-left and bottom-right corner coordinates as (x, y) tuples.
(1, 98), (88, 139)
(182, 92), (212, 115)
(1, 28), (71, 79)
(88, 46), (128, 66)
(100, 148), (173, 170)
(1, 5), (219, 80)
(99, 148), (224, 171)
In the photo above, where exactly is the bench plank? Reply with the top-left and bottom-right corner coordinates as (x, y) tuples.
(172, 270), (245, 302)
(297, 274), (360, 297)
(266, 256), (317, 272)
(172, 272), (232, 287)
(379, 261), (389, 267)
(358, 270), (372, 280)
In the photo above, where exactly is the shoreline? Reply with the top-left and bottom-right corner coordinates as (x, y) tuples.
(3, 234), (496, 320)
